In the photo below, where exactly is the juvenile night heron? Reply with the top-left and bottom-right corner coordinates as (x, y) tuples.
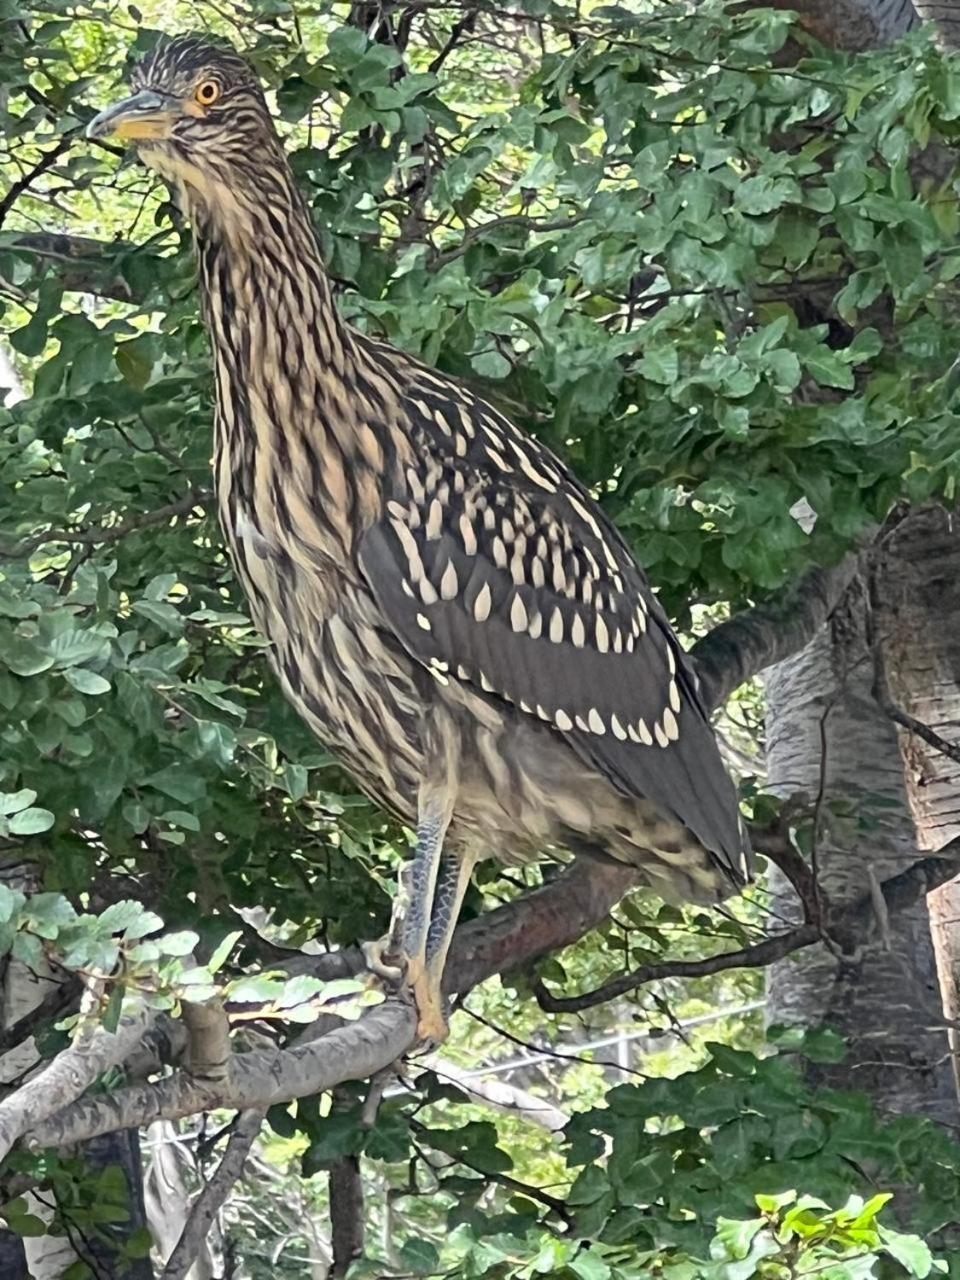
(88, 37), (749, 1043)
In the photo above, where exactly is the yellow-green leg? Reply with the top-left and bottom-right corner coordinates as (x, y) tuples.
(399, 793), (453, 1044)
(414, 850), (478, 1043)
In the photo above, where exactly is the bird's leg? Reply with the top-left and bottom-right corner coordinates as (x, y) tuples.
(418, 849), (478, 1042)
(399, 787), (453, 1045)
(361, 868), (409, 982)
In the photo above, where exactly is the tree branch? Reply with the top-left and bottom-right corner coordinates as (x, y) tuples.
(24, 860), (637, 1151)
(535, 837), (960, 1013)
(692, 554), (860, 712)
(0, 490), (213, 559)
(534, 923), (820, 1013)
(0, 988), (157, 1164)
(329, 1152), (364, 1278)
(19, 830), (960, 1152)
(0, 231), (149, 303)
(0, 140), (74, 230)
(159, 1107), (264, 1280)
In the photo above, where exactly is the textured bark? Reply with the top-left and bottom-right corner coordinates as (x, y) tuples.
(764, 575), (955, 1121)
(913, 1), (960, 44)
(763, 0), (918, 50)
(872, 505), (960, 1094)
(160, 1111), (262, 1280)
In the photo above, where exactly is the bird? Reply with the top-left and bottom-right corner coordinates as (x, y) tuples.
(87, 36), (749, 1044)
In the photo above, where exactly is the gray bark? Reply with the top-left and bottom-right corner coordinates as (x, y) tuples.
(872, 505), (960, 1095)
(764, 575), (955, 1122)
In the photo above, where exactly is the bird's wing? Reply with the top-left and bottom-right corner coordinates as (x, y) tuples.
(358, 450), (747, 884)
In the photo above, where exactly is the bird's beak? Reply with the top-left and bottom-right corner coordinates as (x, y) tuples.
(86, 89), (179, 143)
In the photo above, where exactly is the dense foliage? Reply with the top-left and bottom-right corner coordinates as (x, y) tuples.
(3, 0), (960, 1273)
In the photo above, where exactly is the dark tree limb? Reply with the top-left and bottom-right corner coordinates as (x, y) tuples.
(329, 1152), (364, 1278)
(692, 555), (860, 712)
(160, 1108), (265, 1280)
(534, 924), (820, 1013)
(0, 231), (150, 303)
(0, 139), (74, 230)
(535, 836), (960, 1013)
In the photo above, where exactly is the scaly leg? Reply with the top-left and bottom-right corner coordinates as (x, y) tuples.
(400, 789), (452, 1044)
(417, 849), (478, 1043)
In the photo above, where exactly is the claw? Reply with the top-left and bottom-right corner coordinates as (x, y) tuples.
(361, 937), (404, 984)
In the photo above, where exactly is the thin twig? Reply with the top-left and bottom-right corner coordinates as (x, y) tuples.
(0, 490), (212, 558)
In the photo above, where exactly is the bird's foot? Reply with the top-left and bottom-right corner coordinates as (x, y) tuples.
(362, 942), (449, 1048)
(405, 954), (450, 1050)
(361, 936), (404, 984)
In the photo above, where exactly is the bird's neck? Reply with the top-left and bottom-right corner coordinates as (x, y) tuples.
(192, 165), (350, 384)
(187, 160), (402, 559)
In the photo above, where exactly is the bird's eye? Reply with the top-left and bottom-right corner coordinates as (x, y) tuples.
(195, 80), (220, 106)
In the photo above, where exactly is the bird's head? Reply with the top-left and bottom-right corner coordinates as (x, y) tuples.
(87, 37), (280, 196)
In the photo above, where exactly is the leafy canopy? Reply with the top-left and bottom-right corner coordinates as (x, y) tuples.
(2, 0), (960, 1272)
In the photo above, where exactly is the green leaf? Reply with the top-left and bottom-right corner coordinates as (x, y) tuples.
(0, 789), (36, 816)
(801, 347), (855, 390)
(639, 346), (680, 385)
(132, 599), (183, 634)
(207, 930), (242, 973)
(115, 336), (155, 388)
(8, 807), (55, 835)
(2, 634), (53, 677)
(64, 667), (111, 695)
(880, 1228), (934, 1278)
(712, 1217), (765, 1261)
(398, 1239), (439, 1274)
(0, 885), (25, 925)
(158, 931), (199, 956)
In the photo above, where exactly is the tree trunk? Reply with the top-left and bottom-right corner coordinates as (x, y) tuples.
(764, 575), (955, 1122)
(872, 504), (960, 1095)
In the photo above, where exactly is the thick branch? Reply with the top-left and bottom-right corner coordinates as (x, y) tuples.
(22, 834), (960, 1150)
(25, 861), (637, 1150)
(0, 989), (156, 1163)
(27, 1000), (417, 1149)
(692, 555), (859, 712)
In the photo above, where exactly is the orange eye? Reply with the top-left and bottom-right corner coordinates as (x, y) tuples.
(195, 80), (220, 106)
